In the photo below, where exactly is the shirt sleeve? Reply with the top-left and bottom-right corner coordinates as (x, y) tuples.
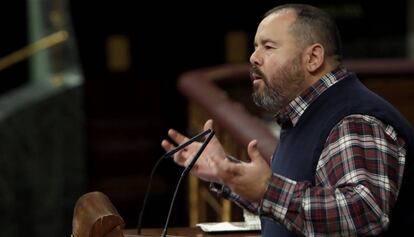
(259, 115), (406, 236)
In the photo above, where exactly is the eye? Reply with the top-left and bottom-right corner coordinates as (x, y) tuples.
(264, 45), (275, 50)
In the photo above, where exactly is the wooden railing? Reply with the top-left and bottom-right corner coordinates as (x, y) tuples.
(177, 59), (414, 226)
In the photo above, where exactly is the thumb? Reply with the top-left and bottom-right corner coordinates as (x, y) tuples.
(247, 140), (263, 162)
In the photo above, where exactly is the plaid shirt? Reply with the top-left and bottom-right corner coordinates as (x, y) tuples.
(221, 68), (407, 236)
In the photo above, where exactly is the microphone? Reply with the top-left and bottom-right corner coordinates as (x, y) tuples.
(161, 130), (215, 237)
(136, 128), (212, 235)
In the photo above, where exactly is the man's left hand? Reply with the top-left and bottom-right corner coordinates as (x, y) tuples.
(209, 140), (272, 202)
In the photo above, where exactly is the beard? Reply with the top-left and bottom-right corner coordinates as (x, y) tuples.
(252, 54), (305, 114)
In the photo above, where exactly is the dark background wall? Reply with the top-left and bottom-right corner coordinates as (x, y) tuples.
(70, 0), (409, 229)
(0, 0), (409, 233)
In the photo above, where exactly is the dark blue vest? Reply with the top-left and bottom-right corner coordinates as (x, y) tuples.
(261, 73), (414, 237)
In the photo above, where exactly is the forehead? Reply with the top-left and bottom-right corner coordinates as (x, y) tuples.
(255, 9), (297, 41)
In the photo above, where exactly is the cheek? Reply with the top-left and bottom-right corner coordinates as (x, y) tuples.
(263, 61), (284, 84)
(265, 57), (286, 75)
(266, 63), (293, 91)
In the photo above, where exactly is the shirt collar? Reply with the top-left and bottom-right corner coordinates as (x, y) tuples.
(276, 67), (350, 127)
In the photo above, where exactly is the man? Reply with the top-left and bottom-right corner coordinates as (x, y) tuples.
(162, 4), (414, 236)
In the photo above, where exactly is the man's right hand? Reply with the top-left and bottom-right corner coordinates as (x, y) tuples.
(161, 119), (226, 183)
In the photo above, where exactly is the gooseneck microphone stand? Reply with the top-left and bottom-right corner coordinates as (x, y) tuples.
(161, 130), (215, 237)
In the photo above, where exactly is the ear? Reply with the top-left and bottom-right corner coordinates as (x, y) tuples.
(304, 44), (324, 73)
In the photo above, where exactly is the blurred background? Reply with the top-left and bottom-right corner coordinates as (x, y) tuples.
(0, 0), (413, 236)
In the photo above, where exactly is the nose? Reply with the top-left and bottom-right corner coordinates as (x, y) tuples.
(250, 49), (261, 66)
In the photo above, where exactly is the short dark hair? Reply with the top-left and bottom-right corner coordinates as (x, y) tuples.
(265, 4), (342, 63)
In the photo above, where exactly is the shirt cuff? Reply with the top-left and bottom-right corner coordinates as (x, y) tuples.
(259, 173), (296, 221)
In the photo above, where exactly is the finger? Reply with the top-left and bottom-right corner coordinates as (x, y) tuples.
(204, 119), (214, 131)
(173, 150), (188, 166)
(204, 119), (222, 145)
(247, 139), (264, 162)
(183, 156), (191, 167)
(161, 139), (175, 152)
(161, 139), (188, 165)
(168, 129), (189, 145)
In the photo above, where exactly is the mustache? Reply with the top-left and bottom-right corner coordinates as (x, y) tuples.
(250, 65), (266, 79)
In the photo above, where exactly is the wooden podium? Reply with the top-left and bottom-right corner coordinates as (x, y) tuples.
(71, 192), (259, 237)
(72, 191), (125, 237)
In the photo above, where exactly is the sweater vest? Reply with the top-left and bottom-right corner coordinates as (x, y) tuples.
(261, 73), (414, 237)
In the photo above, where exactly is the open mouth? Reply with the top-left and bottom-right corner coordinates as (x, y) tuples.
(250, 67), (264, 82)
(250, 73), (263, 82)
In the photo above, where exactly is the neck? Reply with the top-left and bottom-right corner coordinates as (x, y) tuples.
(307, 60), (337, 86)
